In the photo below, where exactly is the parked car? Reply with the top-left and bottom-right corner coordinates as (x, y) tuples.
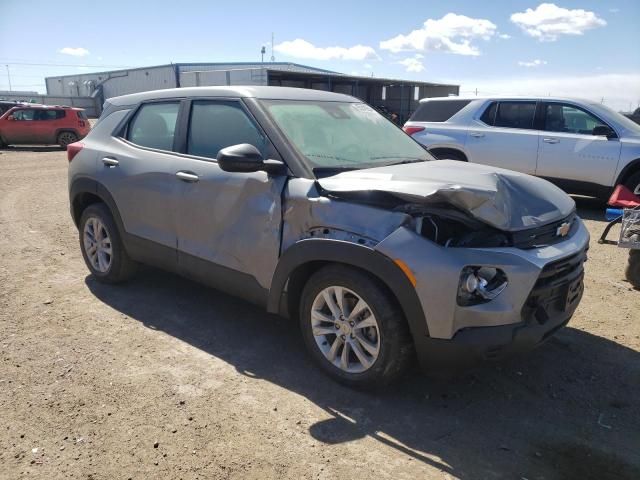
(68, 87), (589, 388)
(403, 96), (640, 198)
(0, 105), (91, 148)
(0, 100), (30, 116)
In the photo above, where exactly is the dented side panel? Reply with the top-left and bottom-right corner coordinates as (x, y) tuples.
(175, 158), (287, 289)
(281, 178), (411, 251)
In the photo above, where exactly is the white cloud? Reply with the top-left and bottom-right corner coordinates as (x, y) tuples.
(609, 8), (620, 14)
(59, 47), (90, 57)
(518, 59), (547, 67)
(273, 39), (378, 61)
(498, 33), (511, 39)
(380, 13), (497, 56)
(399, 56), (425, 73)
(364, 63), (373, 70)
(510, 3), (606, 41)
(458, 73), (640, 112)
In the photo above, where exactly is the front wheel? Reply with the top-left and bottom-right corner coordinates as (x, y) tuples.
(57, 131), (78, 149)
(623, 171), (640, 196)
(299, 265), (413, 389)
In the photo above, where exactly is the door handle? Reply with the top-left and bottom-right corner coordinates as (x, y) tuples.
(102, 157), (119, 167)
(470, 132), (485, 138)
(543, 138), (560, 144)
(176, 171), (199, 183)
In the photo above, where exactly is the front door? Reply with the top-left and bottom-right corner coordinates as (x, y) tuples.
(3, 108), (38, 143)
(174, 99), (287, 299)
(535, 102), (622, 190)
(465, 100), (539, 174)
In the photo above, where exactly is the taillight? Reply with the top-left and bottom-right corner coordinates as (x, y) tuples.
(403, 126), (425, 136)
(67, 142), (84, 162)
(78, 120), (86, 127)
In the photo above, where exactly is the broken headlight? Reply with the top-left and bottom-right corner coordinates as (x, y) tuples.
(457, 266), (508, 306)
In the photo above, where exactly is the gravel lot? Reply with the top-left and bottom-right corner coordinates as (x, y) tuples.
(1, 147), (639, 480)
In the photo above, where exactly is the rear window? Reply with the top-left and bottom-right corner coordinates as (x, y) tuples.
(481, 101), (536, 129)
(127, 102), (180, 151)
(409, 100), (471, 122)
(76, 110), (88, 120)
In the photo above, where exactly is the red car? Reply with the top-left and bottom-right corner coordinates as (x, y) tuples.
(0, 105), (91, 149)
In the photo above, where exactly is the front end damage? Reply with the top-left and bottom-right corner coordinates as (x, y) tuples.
(281, 161), (589, 371)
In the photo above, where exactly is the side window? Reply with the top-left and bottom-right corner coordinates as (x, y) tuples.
(494, 102), (536, 129)
(187, 101), (267, 160)
(127, 102), (180, 151)
(544, 103), (608, 135)
(37, 110), (65, 120)
(480, 102), (497, 125)
(13, 109), (36, 121)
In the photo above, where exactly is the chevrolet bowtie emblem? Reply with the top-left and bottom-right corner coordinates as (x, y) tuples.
(556, 222), (571, 237)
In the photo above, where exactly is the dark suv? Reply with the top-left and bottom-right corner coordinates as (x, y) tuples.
(68, 87), (589, 388)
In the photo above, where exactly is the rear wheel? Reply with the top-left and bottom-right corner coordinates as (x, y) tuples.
(626, 251), (640, 289)
(623, 171), (640, 196)
(79, 203), (137, 283)
(57, 131), (78, 149)
(299, 264), (413, 389)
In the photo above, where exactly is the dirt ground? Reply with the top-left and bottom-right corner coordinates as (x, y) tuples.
(0, 147), (638, 480)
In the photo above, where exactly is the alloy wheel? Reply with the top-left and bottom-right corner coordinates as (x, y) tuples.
(310, 286), (381, 373)
(83, 217), (112, 273)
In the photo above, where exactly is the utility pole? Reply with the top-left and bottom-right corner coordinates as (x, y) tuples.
(474, 87), (478, 96)
(261, 46), (266, 63)
(270, 33), (275, 62)
(5, 65), (11, 92)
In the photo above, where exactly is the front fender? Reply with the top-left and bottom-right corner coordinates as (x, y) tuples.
(268, 238), (429, 339)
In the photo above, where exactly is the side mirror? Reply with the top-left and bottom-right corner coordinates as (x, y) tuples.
(592, 125), (616, 139)
(217, 143), (286, 175)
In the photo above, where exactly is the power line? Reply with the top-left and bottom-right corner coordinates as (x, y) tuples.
(2, 62), (135, 68)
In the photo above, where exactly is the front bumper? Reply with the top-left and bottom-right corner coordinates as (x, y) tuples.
(374, 218), (590, 371)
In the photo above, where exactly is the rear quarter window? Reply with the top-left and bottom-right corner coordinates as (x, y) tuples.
(409, 100), (471, 122)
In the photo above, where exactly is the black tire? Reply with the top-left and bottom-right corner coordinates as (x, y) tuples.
(299, 264), (413, 389)
(79, 203), (137, 284)
(623, 171), (640, 196)
(626, 250), (640, 289)
(57, 131), (78, 150)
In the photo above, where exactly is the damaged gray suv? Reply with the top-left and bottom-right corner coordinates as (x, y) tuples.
(68, 87), (589, 388)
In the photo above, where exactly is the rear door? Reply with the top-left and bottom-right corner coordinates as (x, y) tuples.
(34, 109), (63, 143)
(99, 100), (183, 268)
(535, 102), (621, 189)
(465, 100), (539, 174)
(174, 99), (287, 298)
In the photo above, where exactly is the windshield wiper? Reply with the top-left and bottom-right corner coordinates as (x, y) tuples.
(371, 157), (429, 166)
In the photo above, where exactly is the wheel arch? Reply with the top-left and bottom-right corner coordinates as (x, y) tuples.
(268, 239), (429, 340)
(427, 146), (468, 161)
(615, 158), (640, 187)
(70, 177), (125, 236)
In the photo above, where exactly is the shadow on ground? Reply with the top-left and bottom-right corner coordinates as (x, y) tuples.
(86, 269), (640, 480)
(0, 145), (63, 153)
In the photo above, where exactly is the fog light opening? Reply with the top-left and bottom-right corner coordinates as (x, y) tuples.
(458, 267), (508, 306)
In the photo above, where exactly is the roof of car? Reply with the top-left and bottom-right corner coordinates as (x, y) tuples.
(106, 86), (360, 107)
(419, 95), (594, 104)
(7, 105), (83, 110)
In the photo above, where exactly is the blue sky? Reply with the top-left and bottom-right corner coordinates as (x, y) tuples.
(1, 0), (639, 110)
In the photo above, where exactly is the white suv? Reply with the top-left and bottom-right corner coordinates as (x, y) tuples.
(403, 97), (640, 199)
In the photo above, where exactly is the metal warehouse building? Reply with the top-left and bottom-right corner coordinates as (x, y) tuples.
(45, 62), (459, 120)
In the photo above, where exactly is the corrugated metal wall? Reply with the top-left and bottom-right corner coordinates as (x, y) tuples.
(46, 65), (177, 99)
(180, 68), (268, 87)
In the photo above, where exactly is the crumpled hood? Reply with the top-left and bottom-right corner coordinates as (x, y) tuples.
(317, 160), (575, 232)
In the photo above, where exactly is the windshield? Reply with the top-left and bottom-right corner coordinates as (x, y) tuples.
(589, 103), (640, 135)
(262, 100), (432, 171)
